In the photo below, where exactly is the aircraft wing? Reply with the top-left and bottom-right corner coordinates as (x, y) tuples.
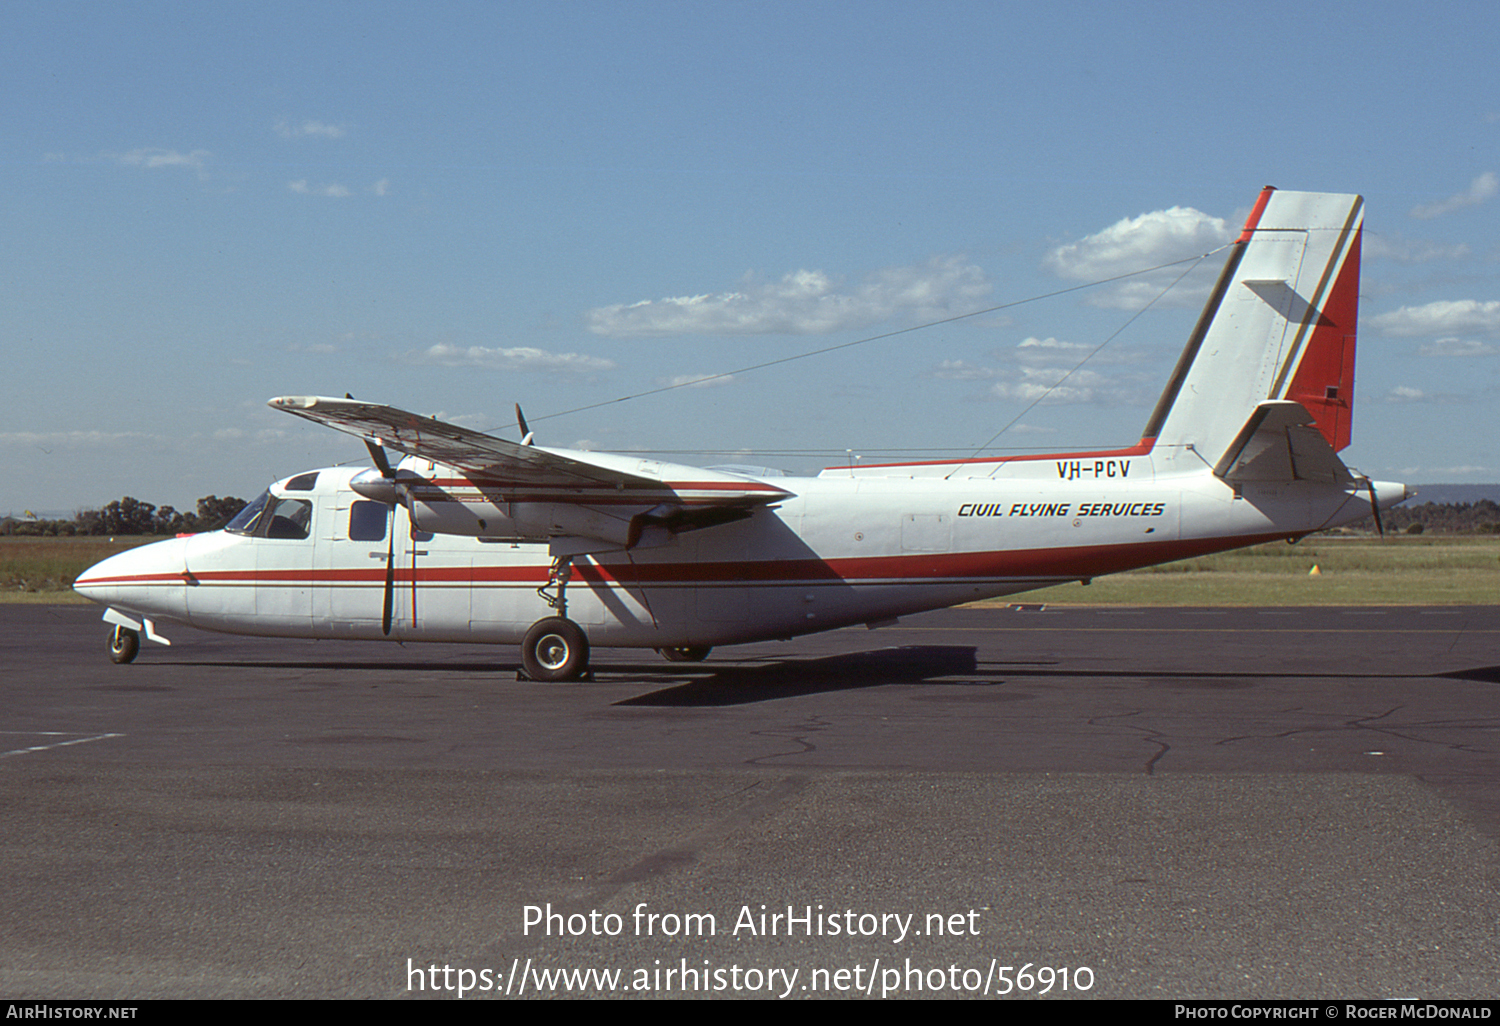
(272, 395), (668, 489)
(268, 395), (792, 503)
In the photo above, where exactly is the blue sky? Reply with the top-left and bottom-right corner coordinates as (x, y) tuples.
(5, 0), (1499, 512)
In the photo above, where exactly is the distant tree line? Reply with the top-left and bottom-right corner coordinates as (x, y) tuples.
(1357, 500), (1500, 535)
(6, 495), (1500, 538)
(1, 496), (246, 537)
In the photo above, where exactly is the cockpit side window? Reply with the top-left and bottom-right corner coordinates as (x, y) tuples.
(225, 491), (313, 539)
(264, 497), (313, 539)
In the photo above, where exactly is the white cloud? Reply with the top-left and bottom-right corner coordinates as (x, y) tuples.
(1379, 385), (1464, 404)
(987, 366), (1149, 405)
(1418, 337), (1498, 357)
(288, 180), (353, 198)
(1363, 233), (1471, 263)
(0, 430), (159, 449)
(109, 148), (210, 176)
(275, 119), (348, 139)
(210, 428), (288, 443)
(934, 359), (995, 381)
(411, 344), (616, 374)
(287, 178), (390, 199)
(1043, 205), (1234, 310)
(1369, 300), (1500, 337)
(1410, 172), (1498, 219)
(939, 337), (1152, 405)
(586, 256), (991, 337)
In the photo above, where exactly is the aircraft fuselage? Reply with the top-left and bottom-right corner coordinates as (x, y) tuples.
(74, 450), (1399, 652)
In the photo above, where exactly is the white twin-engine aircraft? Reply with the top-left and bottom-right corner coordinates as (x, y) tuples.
(76, 188), (1407, 681)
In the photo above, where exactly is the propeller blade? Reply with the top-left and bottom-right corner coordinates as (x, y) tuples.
(1367, 480), (1385, 539)
(381, 506), (395, 636)
(363, 438), (394, 479)
(516, 403), (534, 446)
(409, 508), (419, 627)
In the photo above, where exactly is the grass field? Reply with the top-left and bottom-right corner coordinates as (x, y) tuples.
(1005, 535), (1500, 606)
(2, 533), (1496, 607)
(0, 536), (155, 603)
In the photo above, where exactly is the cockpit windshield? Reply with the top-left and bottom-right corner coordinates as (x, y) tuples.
(225, 491), (271, 535)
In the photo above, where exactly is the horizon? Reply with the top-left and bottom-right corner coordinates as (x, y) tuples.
(6, 2), (1499, 511)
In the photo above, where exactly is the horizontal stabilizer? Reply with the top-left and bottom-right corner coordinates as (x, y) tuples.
(1213, 400), (1354, 485)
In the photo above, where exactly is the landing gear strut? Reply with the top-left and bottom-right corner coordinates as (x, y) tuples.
(109, 625), (140, 664)
(537, 555), (574, 617)
(523, 556), (590, 681)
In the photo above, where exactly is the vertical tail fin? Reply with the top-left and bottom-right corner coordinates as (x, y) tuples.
(1143, 188), (1364, 465)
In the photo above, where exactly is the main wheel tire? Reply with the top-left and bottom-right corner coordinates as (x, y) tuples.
(659, 646), (711, 663)
(109, 626), (140, 665)
(521, 617), (590, 682)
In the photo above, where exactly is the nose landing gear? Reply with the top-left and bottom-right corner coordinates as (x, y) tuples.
(108, 625), (140, 665)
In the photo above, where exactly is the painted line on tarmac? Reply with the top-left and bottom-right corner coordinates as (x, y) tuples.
(0, 731), (124, 758)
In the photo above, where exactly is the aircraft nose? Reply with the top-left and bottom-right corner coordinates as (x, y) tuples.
(73, 537), (190, 618)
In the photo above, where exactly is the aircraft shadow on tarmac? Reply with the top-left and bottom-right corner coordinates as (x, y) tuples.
(160, 647), (1500, 707)
(607, 654), (1500, 707)
(164, 644), (991, 706)
(1438, 666), (1500, 684)
(610, 645), (988, 706)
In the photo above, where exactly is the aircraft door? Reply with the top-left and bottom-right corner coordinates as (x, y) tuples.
(320, 498), (393, 636)
(251, 493), (317, 631)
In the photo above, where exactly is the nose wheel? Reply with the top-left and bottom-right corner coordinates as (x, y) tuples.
(108, 625), (140, 664)
(521, 617), (590, 682)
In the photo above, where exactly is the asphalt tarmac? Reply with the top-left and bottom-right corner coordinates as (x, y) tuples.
(3, 602), (1499, 1000)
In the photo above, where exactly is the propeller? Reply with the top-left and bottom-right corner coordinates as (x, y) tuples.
(364, 437), (394, 478)
(1356, 474), (1385, 538)
(348, 395), (412, 633)
(382, 503), (396, 635)
(358, 435), (412, 635)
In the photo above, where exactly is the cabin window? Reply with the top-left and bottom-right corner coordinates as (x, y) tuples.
(348, 501), (388, 542)
(283, 472), (320, 491)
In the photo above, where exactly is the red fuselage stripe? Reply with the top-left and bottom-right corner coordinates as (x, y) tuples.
(76, 532), (1289, 589)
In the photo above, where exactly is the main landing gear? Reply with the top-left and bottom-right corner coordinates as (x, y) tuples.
(521, 617), (590, 682)
(523, 554), (591, 682)
(519, 555), (714, 680)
